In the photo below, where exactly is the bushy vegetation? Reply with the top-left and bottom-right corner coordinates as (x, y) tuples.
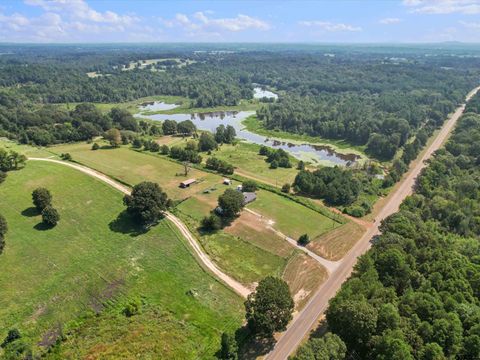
(205, 157), (234, 175)
(259, 146), (292, 169)
(123, 181), (170, 226)
(299, 111), (480, 360)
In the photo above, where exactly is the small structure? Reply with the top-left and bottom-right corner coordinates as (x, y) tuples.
(236, 185), (243, 191)
(180, 178), (196, 188)
(243, 192), (257, 205)
(223, 178), (232, 185)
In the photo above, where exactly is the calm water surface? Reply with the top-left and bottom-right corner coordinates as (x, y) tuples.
(136, 110), (360, 165)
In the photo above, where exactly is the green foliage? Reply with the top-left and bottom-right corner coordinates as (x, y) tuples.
(205, 157), (234, 175)
(91, 142), (100, 150)
(1, 329), (21, 348)
(169, 146), (202, 164)
(41, 206), (60, 227)
(61, 152), (72, 161)
(123, 181), (170, 225)
(201, 214), (222, 231)
(303, 112), (480, 359)
(0, 149), (26, 172)
(32, 187), (52, 212)
(281, 183), (290, 193)
(217, 189), (244, 219)
(245, 276), (294, 338)
(0, 213), (7, 238)
(198, 132), (217, 152)
(149, 141), (160, 152)
(162, 120), (177, 135)
(160, 144), (170, 155)
(123, 298), (142, 317)
(219, 332), (238, 360)
(177, 120), (196, 136)
(297, 233), (310, 246)
(104, 128), (122, 147)
(241, 180), (257, 192)
(215, 125), (236, 144)
(292, 333), (346, 360)
(294, 167), (361, 206)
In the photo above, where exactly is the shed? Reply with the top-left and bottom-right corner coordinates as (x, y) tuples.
(180, 178), (196, 188)
(223, 178), (232, 185)
(243, 192), (257, 205)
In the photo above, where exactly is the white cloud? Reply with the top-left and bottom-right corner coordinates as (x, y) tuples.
(379, 17), (401, 25)
(403, 0), (480, 14)
(24, 0), (139, 25)
(460, 20), (480, 28)
(299, 21), (362, 32)
(163, 11), (270, 33)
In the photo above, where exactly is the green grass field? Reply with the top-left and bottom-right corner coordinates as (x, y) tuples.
(0, 161), (243, 359)
(50, 143), (222, 201)
(247, 190), (342, 240)
(213, 142), (298, 186)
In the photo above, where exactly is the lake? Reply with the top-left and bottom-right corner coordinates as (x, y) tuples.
(136, 110), (360, 165)
(253, 87), (278, 100)
(138, 101), (179, 112)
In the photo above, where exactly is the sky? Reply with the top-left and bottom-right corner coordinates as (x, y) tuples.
(1, 0), (480, 43)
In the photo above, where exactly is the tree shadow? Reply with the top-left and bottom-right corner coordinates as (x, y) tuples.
(236, 326), (276, 360)
(108, 210), (148, 237)
(34, 222), (55, 231)
(22, 207), (39, 217)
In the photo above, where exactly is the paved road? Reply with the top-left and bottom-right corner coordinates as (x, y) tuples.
(28, 157), (252, 298)
(265, 85), (480, 360)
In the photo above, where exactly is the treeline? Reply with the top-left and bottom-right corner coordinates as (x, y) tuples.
(293, 111), (480, 359)
(0, 96), (163, 146)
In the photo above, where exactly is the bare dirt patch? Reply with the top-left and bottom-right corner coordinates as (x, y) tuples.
(308, 221), (365, 261)
(282, 253), (328, 310)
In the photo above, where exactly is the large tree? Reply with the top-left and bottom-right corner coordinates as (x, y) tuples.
(123, 182), (170, 225)
(245, 276), (294, 337)
(218, 188), (244, 218)
(41, 206), (60, 227)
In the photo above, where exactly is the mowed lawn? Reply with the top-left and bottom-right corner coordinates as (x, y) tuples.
(51, 142), (221, 201)
(213, 142), (298, 186)
(247, 190), (342, 240)
(0, 161), (243, 359)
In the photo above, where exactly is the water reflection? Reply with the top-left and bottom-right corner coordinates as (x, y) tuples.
(136, 110), (360, 165)
(253, 87), (278, 100)
(138, 101), (179, 112)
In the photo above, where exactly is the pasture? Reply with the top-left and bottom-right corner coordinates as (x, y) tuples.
(0, 161), (243, 358)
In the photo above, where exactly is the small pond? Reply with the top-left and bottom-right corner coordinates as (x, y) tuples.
(253, 87), (278, 100)
(136, 110), (360, 165)
(138, 101), (179, 112)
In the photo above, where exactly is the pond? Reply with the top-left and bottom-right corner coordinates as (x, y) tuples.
(253, 87), (278, 100)
(136, 110), (360, 165)
(138, 101), (179, 112)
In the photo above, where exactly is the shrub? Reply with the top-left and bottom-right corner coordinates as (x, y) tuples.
(201, 214), (222, 231)
(61, 153), (72, 161)
(123, 298), (142, 317)
(91, 142), (100, 150)
(298, 234), (310, 246)
(32, 187), (52, 212)
(42, 206), (60, 227)
(281, 183), (291, 193)
(242, 180), (258, 192)
(160, 144), (169, 155)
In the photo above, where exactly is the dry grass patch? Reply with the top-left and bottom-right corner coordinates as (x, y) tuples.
(308, 221), (365, 261)
(225, 211), (294, 258)
(282, 253), (328, 310)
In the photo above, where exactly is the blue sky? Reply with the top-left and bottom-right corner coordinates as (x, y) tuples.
(1, 0), (480, 43)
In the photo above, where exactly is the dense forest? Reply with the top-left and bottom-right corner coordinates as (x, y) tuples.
(0, 44), (479, 162)
(293, 106), (480, 359)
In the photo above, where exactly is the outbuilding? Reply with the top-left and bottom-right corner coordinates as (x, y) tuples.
(180, 178), (196, 188)
(223, 178), (232, 185)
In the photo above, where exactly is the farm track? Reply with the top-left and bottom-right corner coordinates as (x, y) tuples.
(28, 157), (251, 298)
(265, 85), (480, 360)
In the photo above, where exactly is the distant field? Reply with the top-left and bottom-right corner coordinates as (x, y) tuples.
(213, 142), (298, 186)
(0, 161), (243, 359)
(50, 143), (221, 201)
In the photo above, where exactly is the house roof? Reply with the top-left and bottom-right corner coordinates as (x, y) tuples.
(243, 192), (257, 204)
(181, 178), (196, 185)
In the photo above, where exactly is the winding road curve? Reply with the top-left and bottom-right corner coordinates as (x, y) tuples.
(265, 85), (480, 360)
(28, 157), (251, 299)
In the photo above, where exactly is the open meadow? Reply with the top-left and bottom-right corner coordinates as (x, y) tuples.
(0, 161), (243, 359)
